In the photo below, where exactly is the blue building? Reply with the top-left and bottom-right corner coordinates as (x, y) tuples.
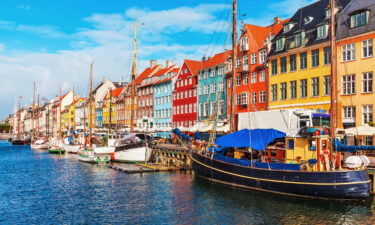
(153, 65), (179, 138)
(95, 101), (103, 128)
(197, 51), (228, 122)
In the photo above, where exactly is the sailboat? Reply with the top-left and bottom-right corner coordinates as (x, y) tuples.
(48, 87), (66, 154)
(78, 63), (111, 163)
(189, 0), (370, 200)
(12, 96), (27, 145)
(31, 83), (49, 150)
(108, 20), (153, 163)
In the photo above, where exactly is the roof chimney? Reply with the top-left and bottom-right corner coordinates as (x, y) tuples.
(166, 60), (173, 68)
(150, 60), (157, 68)
(273, 17), (282, 25)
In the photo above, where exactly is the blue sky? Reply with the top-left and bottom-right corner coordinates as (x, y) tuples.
(0, 0), (315, 119)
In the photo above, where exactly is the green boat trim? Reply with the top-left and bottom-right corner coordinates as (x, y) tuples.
(48, 149), (65, 154)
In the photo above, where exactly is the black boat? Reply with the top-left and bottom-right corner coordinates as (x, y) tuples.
(11, 139), (26, 145)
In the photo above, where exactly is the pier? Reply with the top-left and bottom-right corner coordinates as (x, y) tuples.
(151, 144), (191, 169)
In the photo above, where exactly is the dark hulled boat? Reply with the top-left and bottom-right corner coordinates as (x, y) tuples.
(191, 151), (370, 200)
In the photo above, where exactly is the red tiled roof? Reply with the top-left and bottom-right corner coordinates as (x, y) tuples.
(201, 50), (231, 69)
(135, 65), (160, 85)
(184, 59), (202, 76)
(71, 97), (84, 105)
(103, 87), (124, 99)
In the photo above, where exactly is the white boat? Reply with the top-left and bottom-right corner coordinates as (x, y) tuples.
(93, 137), (117, 154)
(78, 148), (111, 163)
(64, 144), (81, 154)
(113, 142), (152, 163)
(31, 139), (49, 150)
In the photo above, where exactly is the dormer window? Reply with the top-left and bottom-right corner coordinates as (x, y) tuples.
(304, 16), (313, 25)
(350, 10), (369, 28)
(317, 24), (328, 39)
(325, 9), (331, 19)
(276, 38), (285, 51)
(283, 23), (294, 33)
(240, 37), (249, 51)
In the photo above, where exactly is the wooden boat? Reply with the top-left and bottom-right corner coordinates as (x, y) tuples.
(78, 148), (111, 163)
(31, 139), (49, 150)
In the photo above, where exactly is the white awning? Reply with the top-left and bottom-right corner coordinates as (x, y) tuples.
(345, 124), (375, 136)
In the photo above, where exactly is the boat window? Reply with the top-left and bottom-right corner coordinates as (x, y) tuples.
(312, 117), (330, 127)
(287, 140), (294, 149)
(308, 140), (316, 151)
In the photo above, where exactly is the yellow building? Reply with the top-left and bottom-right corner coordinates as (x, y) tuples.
(102, 87), (123, 129)
(267, 0), (353, 113)
(61, 107), (70, 132)
(123, 86), (138, 128)
(336, 2), (374, 132)
(62, 98), (84, 132)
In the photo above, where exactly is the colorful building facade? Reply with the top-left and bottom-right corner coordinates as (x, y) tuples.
(172, 59), (201, 128)
(336, 0), (374, 130)
(153, 65), (178, 138)
(198, 52), (229, 122)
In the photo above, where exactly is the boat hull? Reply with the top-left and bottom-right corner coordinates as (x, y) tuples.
(113, 146), (151, 163)
(48, 149), (65, 154)
(12, 140), (26, 145)
(191, 152), (370, 200)
(31, 144), (49, 150)
(64, 145), (80, 154)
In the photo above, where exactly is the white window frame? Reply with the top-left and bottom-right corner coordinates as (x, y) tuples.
(342, 43), (356, 62)
(342, 74), (356, 95)
(362, 39), (373, 58)
(362, 72), (373, 93)
(363, 105), (373, 124)
(251, 72), (257, 84)
(251, 53), (257, 64)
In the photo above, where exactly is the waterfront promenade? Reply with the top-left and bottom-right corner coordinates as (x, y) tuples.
(0, 140), (374, 224)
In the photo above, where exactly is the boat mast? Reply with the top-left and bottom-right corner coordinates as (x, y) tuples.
(59, 86), (62, 140)
(83, 97), (86, 147)
(37, 94), (40, 137)
(230, 0), (237, 133)
(130, 20), (137, 133)
(329, 0), (337, 143)
(109, 88), (112, 135)
(89, 63), (93, 148)
(17, 97), (21, 138)
(32, 81), (35, 140)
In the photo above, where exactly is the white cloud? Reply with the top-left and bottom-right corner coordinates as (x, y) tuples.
(0, 43), (5, 52)
(0, 3), (230, 118)
(18, 5), (31, 11)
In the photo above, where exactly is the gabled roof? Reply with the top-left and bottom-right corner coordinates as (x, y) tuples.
(200, 50), (231, 70)
(152, 65), (179, 85)
(184, 59), (202, 76)
(135, 65), (160, 85)
(70, 98), (84, 106)
(103, 87), (124, 100)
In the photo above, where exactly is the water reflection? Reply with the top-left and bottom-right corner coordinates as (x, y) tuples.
(0, 140), (374, 225)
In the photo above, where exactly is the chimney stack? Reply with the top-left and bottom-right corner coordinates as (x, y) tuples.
(166, 60), (173, 68)
(273, 17), (282, 25)
(150, 60), (157, 68)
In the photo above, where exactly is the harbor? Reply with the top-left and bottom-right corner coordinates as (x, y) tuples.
(1, 0), (375, 223)
(1, 140), (374, 224)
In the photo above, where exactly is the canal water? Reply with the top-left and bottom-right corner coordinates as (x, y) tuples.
(0, 140), (374, 225)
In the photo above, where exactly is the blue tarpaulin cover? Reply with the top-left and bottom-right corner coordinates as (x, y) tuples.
(215, 129), (286, 150)
(172, 128), (191, 141)
(334, 138), (375, 153)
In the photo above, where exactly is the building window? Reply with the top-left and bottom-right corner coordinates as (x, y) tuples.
(240, 36), (249, 50)
(362, 72), (373, 93)
(251, 53), (257, 64)
(236, 58), (241, 68)
(276, 38), (284, 51)
(343, 106), (356, 120)
(350, 11), (369, 28)
(243, 74), (248, 85)
(342, 43), (356, 62)
(243, 55), (249, 65)
(251, 92), (257, 103)
(218, 81), (224, 92)
(204, 103), (209, 117)
(280, 57), (287, 73)
(300, 52), (307, 69)
(363, 105), (373, 124)
(271, 84), (277, 101)
(300, 79), (307, 98)
(259, 91), (266, 103)
(290, 54), (296, 71)
(271, 59), (278, 75)
(236, 76), (241, 86)
(317, 24), (328, 39)
(311, 77), (319, 97)
(290, 80), (297, 99)
(311, 49), (319, 67)
(324, 75), (331, 95)
(362, 39), (373, 58)
(259, 70), (265, 82)
(210, 102), (217, 115)
(251, 72), (257, 83)
(280, 82), (287, 100)
(227, 59), (232, 71)
(210, 83), (216, 93)
(342, 74), (356, 95)
(218, 100), (224, 115)
(324, 46), (331, 65)
(259, 49), (266, 64)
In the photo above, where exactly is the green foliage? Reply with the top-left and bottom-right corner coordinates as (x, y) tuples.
(369, 122), (375, 127)
(0, 124), (12, 133)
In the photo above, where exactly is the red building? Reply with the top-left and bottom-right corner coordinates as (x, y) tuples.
(227, 17), (289, 114)
(172, 59), (202, 128)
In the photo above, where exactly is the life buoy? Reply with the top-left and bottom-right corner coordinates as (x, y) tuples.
(301, 163), (308, 171)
